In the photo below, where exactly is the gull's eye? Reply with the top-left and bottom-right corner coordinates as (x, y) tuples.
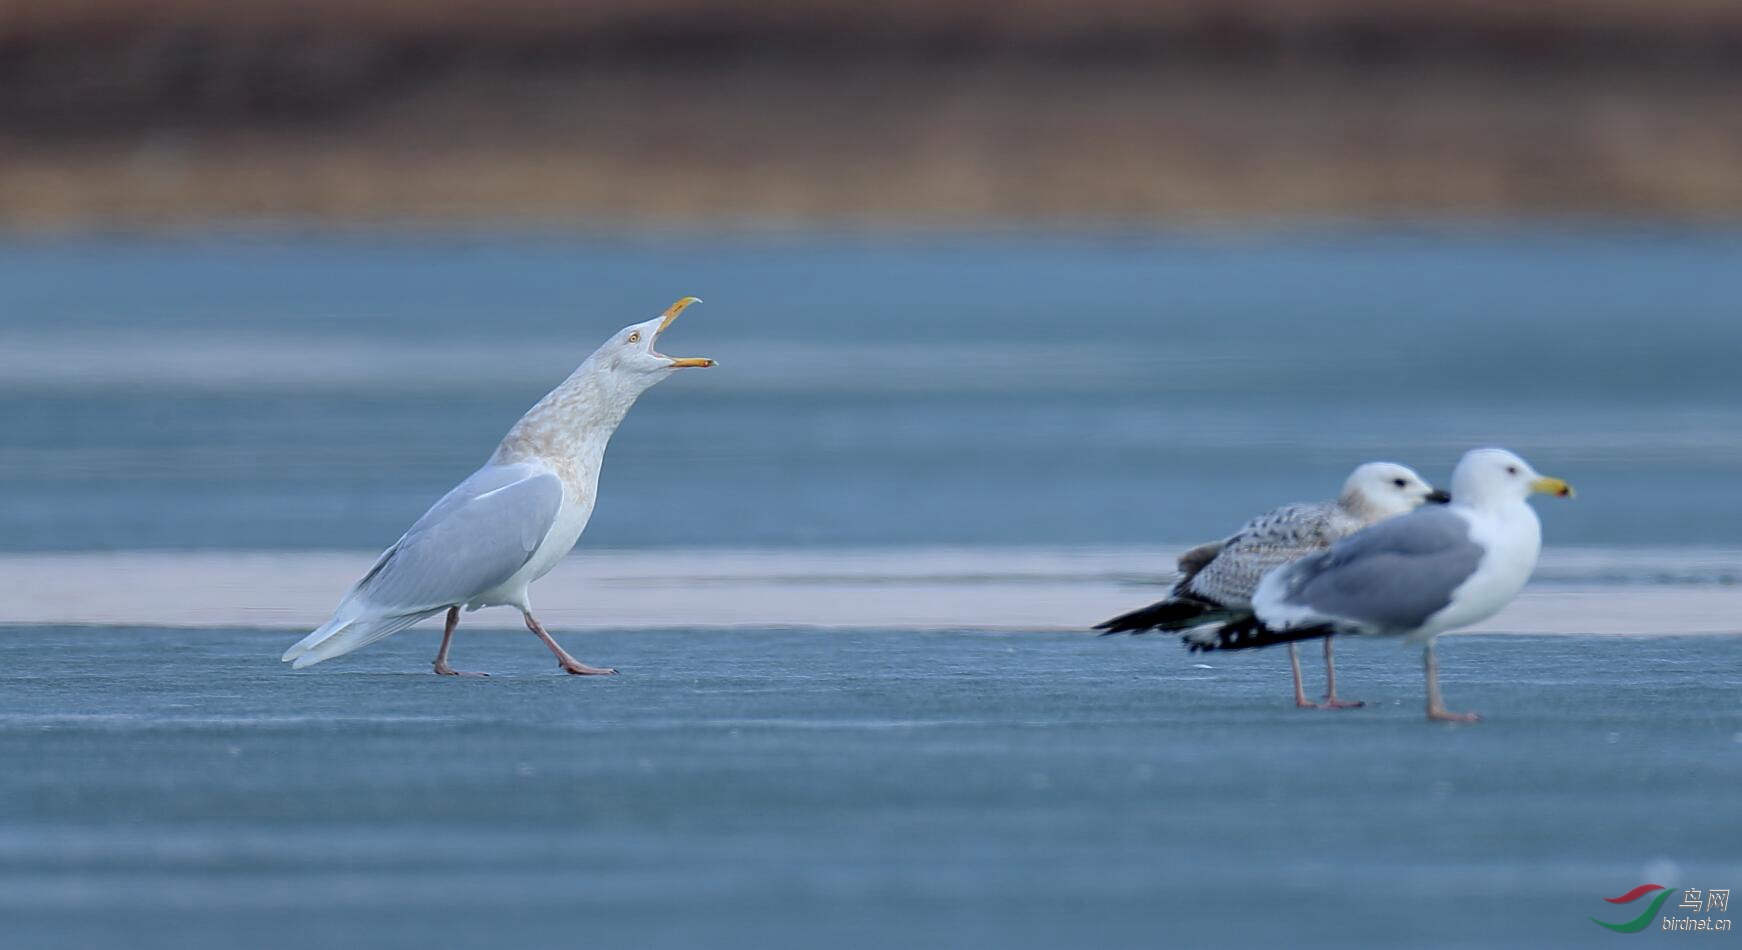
(627, 331), (641, 344)
(1506, 465), (1519, 475)
(1393, 478), (1407, 488)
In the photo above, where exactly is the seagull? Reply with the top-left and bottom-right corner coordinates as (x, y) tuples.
(1096, 462), (1448, 709)
(282, 297), (715, 675)
(1190, 448), (1573, 722)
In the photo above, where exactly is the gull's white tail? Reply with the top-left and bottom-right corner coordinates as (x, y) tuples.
(282, 610), (440, 669)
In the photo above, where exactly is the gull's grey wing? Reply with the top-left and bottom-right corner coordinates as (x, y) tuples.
(1264, 506), (1483, 631)
(1184, 501), (1343, 608)
(348, 463), (565, 613)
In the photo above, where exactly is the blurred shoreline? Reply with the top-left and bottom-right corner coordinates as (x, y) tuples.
(4, 1), (1742, 229)
(6, 548), (1740, 634)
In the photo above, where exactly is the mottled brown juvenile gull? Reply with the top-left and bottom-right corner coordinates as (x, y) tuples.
(1096, 462), (1447, 708)
(1192, 448), (1573, 722)
(282, 297), (714, 674)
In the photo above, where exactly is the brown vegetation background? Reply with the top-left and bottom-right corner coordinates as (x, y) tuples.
(3, 0), (1741, 228)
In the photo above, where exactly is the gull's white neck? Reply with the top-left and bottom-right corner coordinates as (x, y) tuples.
(491, 354), (648, 487)
(1439, 495), (1542, 633)
(1454, 493), (1540, 530)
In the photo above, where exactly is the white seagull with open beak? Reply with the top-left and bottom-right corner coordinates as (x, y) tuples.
(283, 296), (715, 675)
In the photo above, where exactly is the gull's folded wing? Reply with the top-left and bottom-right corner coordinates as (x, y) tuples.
(1184, 501), (1334, 607)
(282, 463), (567, 667)
(1255, 506), (1484, 633)
(348, 463), (566, 614)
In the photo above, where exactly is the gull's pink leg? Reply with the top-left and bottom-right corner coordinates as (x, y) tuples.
(1289, 644), (1314, 708)
(1318, 637), (1364, 709)
(1424, 640), (1479, 722)
(524, 612), (616, 676)
(432, 607), (489, 677)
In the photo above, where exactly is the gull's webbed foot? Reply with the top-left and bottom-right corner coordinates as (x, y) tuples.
(558, 659), (617, 676)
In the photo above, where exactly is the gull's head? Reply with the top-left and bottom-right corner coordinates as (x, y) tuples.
(1450, 447), (1574, 508)
(595, 296), (715, 385)
(1340, 461), (1450, 521)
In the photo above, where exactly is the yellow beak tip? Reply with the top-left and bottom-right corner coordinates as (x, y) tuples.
(1532, 477), (1574, 498)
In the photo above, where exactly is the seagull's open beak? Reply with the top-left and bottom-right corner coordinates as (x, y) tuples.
(658, 296), (701, 333)
(654, 296), (715, 368)
(1425, 488), (1452, 504)
(1530, 476), (1574, 498)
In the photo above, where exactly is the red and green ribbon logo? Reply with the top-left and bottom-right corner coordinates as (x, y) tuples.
(1590, 884), (1677, 933)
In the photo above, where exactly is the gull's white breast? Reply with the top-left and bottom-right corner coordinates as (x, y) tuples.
(1420, 503), (1543, 638)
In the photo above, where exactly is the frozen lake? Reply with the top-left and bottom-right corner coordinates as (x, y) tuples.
(2, 628), (1738, 949)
